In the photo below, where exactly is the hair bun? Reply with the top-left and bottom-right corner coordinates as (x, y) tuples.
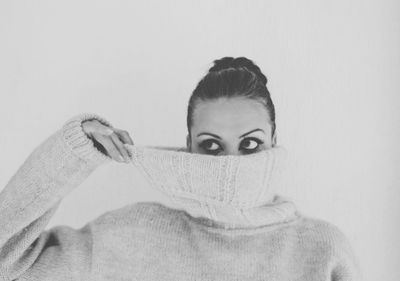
(208, 56), (268, 85)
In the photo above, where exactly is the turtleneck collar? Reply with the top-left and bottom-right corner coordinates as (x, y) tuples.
(125, 144), (300, 229)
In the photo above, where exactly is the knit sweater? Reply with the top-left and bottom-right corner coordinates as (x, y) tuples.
(126, 143), (299, 229)
(0, 113), (362, 281)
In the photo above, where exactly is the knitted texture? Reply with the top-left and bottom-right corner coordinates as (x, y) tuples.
(0, 113), (363, 281)
(126, 144), (299, 228)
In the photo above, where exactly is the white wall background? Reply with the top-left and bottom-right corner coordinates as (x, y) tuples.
(1, 1), (399, 280)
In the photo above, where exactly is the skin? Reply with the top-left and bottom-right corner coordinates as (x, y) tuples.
(82, 120), (134, 163)
(186, 96), (276, 156)
(82, 96), (275, 161)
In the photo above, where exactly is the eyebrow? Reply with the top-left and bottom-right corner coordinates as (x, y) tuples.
(197, 128), (265, 139)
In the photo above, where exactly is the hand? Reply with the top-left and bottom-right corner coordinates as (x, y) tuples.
(82, 119), (134, 163)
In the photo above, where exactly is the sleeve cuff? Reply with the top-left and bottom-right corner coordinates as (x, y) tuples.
(61, 113), (114, 165)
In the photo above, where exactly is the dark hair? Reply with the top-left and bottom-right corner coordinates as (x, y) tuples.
(186, 56), (276, 139)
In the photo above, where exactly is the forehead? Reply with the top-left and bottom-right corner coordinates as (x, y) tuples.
(192, 97), (271, 133)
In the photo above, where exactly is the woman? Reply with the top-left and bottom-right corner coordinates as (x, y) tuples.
(0, 57), (361, 280)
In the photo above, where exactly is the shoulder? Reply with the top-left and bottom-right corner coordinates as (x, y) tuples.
(295, 215), (347, 238)
(283, 215), (362, 279)
(293, 215), (356, 257)
(295, 215), (362, 279)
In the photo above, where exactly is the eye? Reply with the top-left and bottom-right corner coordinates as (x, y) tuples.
(240, 138), (263, 152)
(199, 139), (221, 154)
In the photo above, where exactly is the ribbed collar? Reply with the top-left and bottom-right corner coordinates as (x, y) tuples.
(125, 144), (300, 230)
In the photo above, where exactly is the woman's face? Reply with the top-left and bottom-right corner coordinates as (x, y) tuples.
(187, 97), (276, 155)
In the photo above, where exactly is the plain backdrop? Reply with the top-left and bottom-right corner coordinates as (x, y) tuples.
(1, 1), (399, 280)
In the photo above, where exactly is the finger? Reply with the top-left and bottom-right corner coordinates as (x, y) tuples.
(110, 133), (130, 162)
(83, 120), (114, 136)
(98, 125), (114, 136)
(114, 129), (134, 145)
(93, 133), (125, 162)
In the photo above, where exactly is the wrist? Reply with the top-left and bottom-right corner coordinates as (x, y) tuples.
(62, 113), (113, 165)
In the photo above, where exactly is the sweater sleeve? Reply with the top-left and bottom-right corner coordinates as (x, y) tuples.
(0, 113), (113, 280)
(328, 226), (363, 281)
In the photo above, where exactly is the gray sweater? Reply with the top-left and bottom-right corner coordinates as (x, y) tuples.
(0, 113), (362, 280)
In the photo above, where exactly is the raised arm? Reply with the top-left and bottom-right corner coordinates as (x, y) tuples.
(0, 113), (114, 280)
